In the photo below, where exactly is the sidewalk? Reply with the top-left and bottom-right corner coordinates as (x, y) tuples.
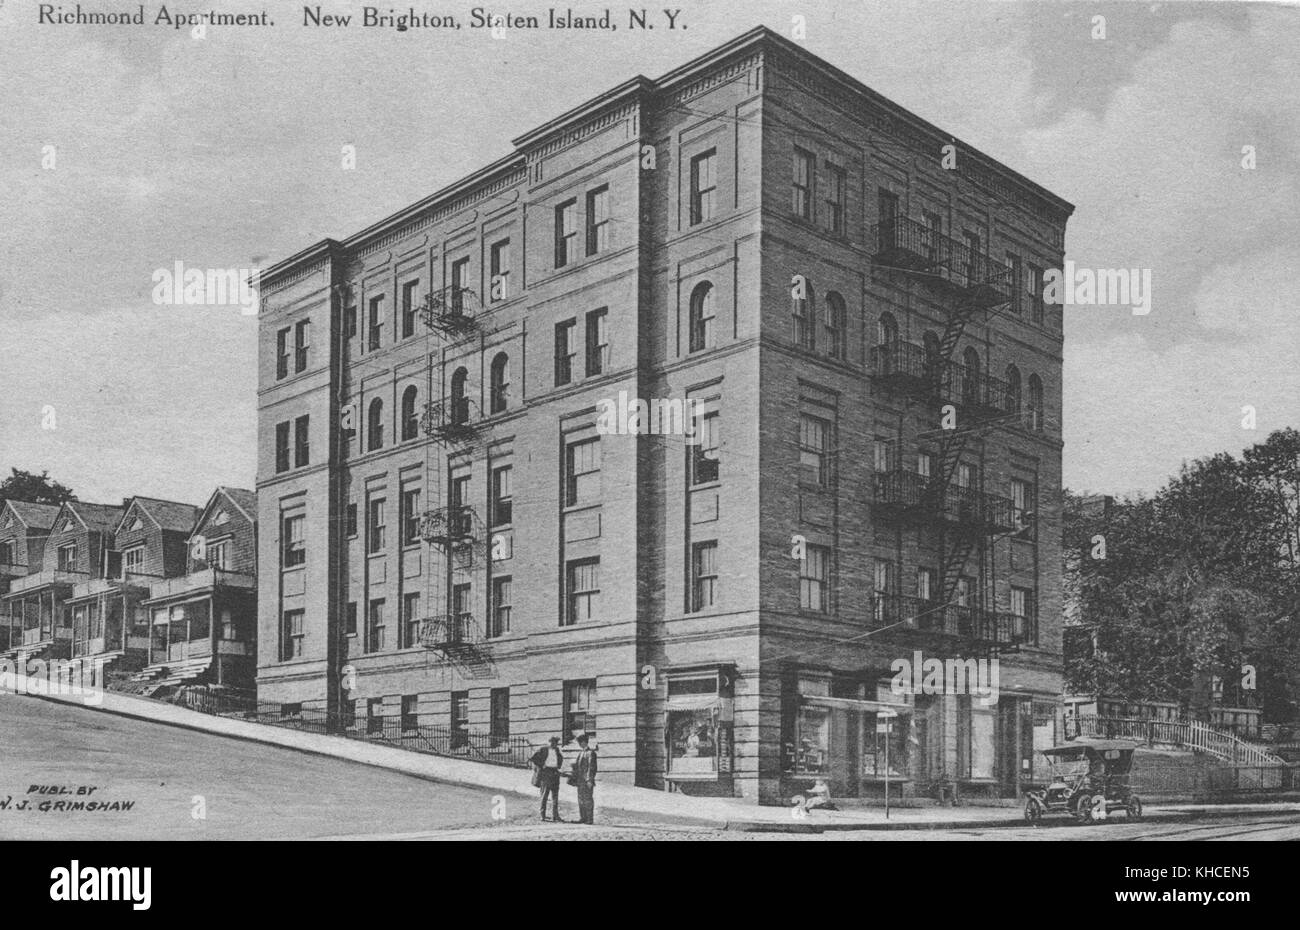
(19, 684), (1300, 833)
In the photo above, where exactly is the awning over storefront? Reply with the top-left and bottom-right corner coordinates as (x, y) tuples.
(801, 695), (913, 715)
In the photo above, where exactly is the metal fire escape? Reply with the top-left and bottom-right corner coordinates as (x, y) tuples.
(416, 284), (493, 677)
(867, 215), (1028, 653)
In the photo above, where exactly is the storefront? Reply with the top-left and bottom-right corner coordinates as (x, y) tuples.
(663, 666), (735, 795)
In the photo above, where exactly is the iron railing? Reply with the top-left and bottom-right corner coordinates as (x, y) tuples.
(418, 286), (480, 337)
(421, 399), (481, 444)
(873, 471), (1020, 533)
(869, 592), (1031, 647)
(871, 216), (1015, 306)
(419, 613), (478, 649)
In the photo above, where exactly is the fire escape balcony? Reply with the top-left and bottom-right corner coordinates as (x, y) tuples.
(868, 340), (944, 400)
(418, 287), (480, 338)
(419, 612), (479, 650)
(871, 216), (1014, 309)
(419, 504), (478, 546)
(872, 471), (1020, 535)
(870, 593), (1028, 650)
(421, 398), (481, 445)
(941, 362), (1014, 422)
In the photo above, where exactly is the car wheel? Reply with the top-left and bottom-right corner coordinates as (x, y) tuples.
(1024, 798), (1043, 823)
(1126, 796), (1143, 821)
(1074, 794), (1094, 824)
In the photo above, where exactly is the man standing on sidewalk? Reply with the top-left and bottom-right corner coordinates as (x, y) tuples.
(572, 734), (598, 825)
(530, 736), (564, 822)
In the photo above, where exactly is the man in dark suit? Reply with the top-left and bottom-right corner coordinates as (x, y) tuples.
(530, 736), (563, 821)
(572, 734), (598, 825)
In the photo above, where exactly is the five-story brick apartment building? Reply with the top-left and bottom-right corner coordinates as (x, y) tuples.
(255, 27), (1070, 805)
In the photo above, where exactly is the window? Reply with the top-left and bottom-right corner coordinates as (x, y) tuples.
(923, 210), (943, 262)
(450, 257), (469, 314)
(57, 542), (76, 572)
(490, 576), (512, 638)
(281, 609), (304, 660)
(220, 608), (236, 641)
(877, 311), (898, 348)
(1004, 365), (1022, 415)
(402, 592), (421, 648)
(451, 691), (470, 749)
(401, 694), (419, 732)
(366, 697), (383, 734)
(344, 303), (357, 340)
(825, 292), (846, 359)
(346, 503), (358, 538)
(824, 162), (845, 234)
(449, 474), (470, 516)
(366, 598), (386, 653)
(565, 438), (601, 506)
(345, 601), (357, 637)
(490, 465), (513, 527)
(282, 514), (305, 568)
(450, 367), (469, 424)
(401, 487), (421, 546)
(799, 414), (831, 487)
(689, 149), (716, 225)
(401, 386), (419, 441)
(688, 282), (715, 353)
(918, 567), (934, 602)
(1011, 586), (1029, 620)
(276, 327), (290, 379)
(1006, 252), (1023, 313)
(452, 582), (472, 624)
(123, 546), (145, 575)
(401, 280), (419, 339)
(800, 545), (830, 612)
(961, 347), (982, 407)
(275, 421), (291, 473)
(792, 147), (814, 220)
(564, 679), (597, 741)
(565, 558), (600, 625)
(873, 438), (892, 472)
(586, 186), (610, 256)
(873, 559), (893, 622)
(367, 398), (383, 451)
(367, 497), (386, 554)
(957, 462), (974, 490)
(691, 410), (720, 485)
(1027, 374), (1044, 431)
(0, 542), (12, 567)
(489, 352), (510, 413)
(489, 239), (510, 302)
(917, 452), (934, 479)
(368, 295), (384, 351)
(1011, 478), (1035, 537)
(877, 189), (899, 247)
(961, 231), (981, 283)
(692, 541), (718, 611)
(793, 283), (814, 350)
(294, 414), (310, 468)
(554, 319), (576, 386)
(489, 688), (510, 746)
(1029, 264), (1045, 325)
(585, 308), (609, 376)
(294, 319), (310, 373)
(555, 199), (577, 268)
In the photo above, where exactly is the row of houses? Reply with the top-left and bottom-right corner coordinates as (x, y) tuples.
(0, 488), (257, 696)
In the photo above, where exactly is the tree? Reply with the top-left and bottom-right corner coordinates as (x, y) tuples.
(0, 469), (76, 505)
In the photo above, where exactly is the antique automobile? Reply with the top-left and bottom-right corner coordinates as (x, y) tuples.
(1023, 739), (1143, 824)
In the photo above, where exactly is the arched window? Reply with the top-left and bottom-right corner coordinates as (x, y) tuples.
(877, 311), (898, 347)
(825, 292), (847, 359)
(961, 347), (981, 407)
(401, 386), (419, 441)
(450, 367), (469, 425)
(1004, 364), (1022, 415)
(689, 282), (715, 353)
(1028, 374), (1044, 431)
(367, 397), (384, 451)
(490, 353), (510, 414)
(792, 280), (815, 351)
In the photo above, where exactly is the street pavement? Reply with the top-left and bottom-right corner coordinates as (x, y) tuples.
(3, 695), (1297, 840)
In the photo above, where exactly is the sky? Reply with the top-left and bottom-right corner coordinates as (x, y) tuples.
(0, 0), (1297, 506)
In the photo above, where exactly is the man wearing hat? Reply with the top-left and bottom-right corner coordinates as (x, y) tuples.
(572, 733), (598, 825)
(530, 736), (564, 822)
